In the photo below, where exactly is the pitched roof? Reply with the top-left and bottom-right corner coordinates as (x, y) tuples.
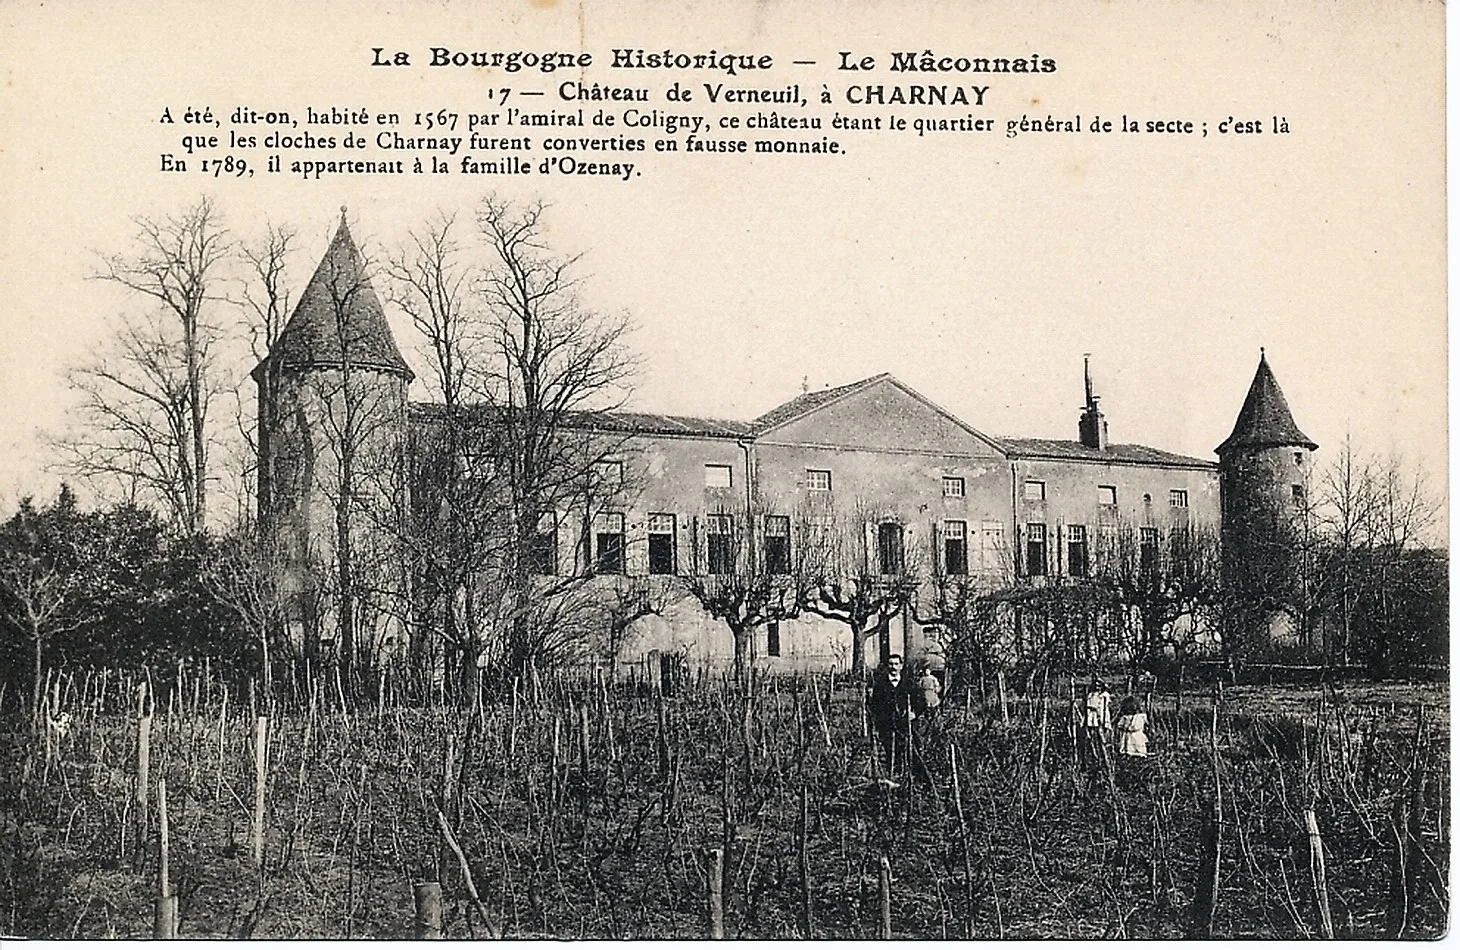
(409, 403), (751, 440)
(749, 374), (891, 432)
(1216, 351), (1315, 455)
(259, 214), (413, 379)
(1000, 438), (1216, 469)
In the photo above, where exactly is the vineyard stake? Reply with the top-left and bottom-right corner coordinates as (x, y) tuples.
(1304, 808), (1335, 938)
(413, 880), (444, 938)
(878, 854), (892, 938)
(153, 776), (178, 937)
(251, 715), (269, 867)
(707, 847), (725, 938)
(134, 682), (151, 864)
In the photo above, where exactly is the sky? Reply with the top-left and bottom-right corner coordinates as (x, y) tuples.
(0, 0), (1447, 525)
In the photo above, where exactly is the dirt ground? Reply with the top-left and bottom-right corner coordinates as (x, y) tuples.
(0, 676), (1448, 938)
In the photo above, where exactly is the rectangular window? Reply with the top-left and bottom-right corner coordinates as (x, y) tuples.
(1067, 524), (1089, 578)
(877, 522), (905, 575)
(1098, 485), (1118, 506)
(704, 464), (733, 489)
(527, 511), (558, 576)
(764, 515), (791, 575)
(943, 520), (968, 576)
(1025, 523), (1047, 577)
(766, 621), (781, 658)
(706, 513), (735, 575)
(1294, 452), (1304, 465)
(942, 476), (965, 498)
(647, 512), (676, 575)
(806, 468), (832, 492)
(594, 513), (625, 574)
(1140, 526), (1159, 576)
(1169, 489), (1188, 509)
(1023, 480), (1046, 501)
(1291, 483), (1305, 506)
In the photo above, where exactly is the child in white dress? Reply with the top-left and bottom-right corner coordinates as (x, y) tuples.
(1115, 695), (1149, 757)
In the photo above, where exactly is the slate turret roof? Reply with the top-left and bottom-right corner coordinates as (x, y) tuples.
(255, 211), (413, 380)
(1216, 350), (1315, 455)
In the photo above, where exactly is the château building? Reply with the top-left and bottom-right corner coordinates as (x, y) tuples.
(253, 215), (1312, 674)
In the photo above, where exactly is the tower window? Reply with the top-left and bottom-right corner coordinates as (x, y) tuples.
(647, 513), (677, 575)
(806, 469), (832, 492)
(1169, 489), (1188, 508)
(1098, 485), (1117, 506)
(1292, 483), (1305, 506)
(878, 522), (905, 575)
(1294, 452), (1304, 465)
(943, 476), (965, 498)
(764, 515), (791, 575)
(1023, 480), (1046, 501)
(943, 520), (968, 576)
(766, 621), (782, 657)
(1067, 524), (1089, 577)
(704, 464), (733, 489)
(1025, 523), (1047, 577)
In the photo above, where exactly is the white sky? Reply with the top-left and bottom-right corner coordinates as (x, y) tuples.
(0, 0), (1447, 523)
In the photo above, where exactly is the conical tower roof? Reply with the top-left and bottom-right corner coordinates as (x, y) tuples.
(1216, 350), (1315, 455)
(257, 210), (412, 380)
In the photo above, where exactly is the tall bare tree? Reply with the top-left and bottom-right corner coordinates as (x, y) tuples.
(66, 199), (231, 532)
(680, 504), (799, 676)
(794, 500), (923, 676)
(384, 200), (640, 684)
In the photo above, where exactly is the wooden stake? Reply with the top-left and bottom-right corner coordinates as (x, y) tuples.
(996, 671), (1010, 725)
(413, 880), (444, 938)
(798, 784), (813, 938)
(878, 854), (893, 938)
(135, 683), (151, 863)
(707, 847), (725, 938)
(1304, 809), (1335, 938)
(251, 716), (268, 867)
(154, 776), (176, 938)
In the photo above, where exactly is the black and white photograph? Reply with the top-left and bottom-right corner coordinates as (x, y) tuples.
(0, 0), (1448, 939)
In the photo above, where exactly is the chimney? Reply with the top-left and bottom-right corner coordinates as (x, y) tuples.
(1078, 354), (1109, 450)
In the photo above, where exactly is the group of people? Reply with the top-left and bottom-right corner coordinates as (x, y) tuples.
(1080, 679), (1150, 759)
(865, 657), (1154, 774)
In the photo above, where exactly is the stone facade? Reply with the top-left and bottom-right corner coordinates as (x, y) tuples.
(257, 218), (1310, 675)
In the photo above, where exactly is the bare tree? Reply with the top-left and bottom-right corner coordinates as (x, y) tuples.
(65, 199), (231, 532)
(679, 504), (798, 676)
(794, 499), (923, 676)
(236, 222), (299, 524)
(384, 200), (641, 685)
(0, 492), (94, 721)
(202, 525), (290, 697)
(1315, 434), (1378, 665)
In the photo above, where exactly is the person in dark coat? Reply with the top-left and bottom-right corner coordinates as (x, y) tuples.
(868, 653), (915, 772)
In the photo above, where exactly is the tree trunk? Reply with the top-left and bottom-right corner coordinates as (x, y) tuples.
(31, 627), (43, 724)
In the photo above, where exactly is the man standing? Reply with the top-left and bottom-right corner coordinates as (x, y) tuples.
(868, 654), (914, 773)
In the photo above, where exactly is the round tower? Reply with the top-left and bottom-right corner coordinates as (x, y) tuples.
(252, 209), (414, 661)
(1215, 349), (1317, 646)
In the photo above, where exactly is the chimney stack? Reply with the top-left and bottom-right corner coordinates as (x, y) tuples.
(1078, 354), (1109, 450)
